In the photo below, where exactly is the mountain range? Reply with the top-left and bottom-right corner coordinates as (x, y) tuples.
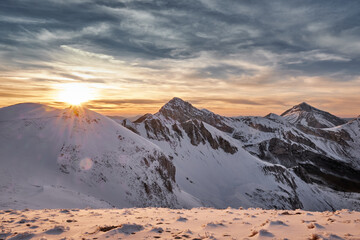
(0, 98), (359, 211)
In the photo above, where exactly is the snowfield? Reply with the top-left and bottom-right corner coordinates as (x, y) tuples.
(0, 103), (191, 209)
(1, 207), (359, 240)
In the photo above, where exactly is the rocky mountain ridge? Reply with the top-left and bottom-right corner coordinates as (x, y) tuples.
(121, 98), (360, 210)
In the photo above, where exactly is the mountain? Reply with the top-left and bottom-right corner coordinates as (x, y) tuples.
(122, 98), (360, 210)
(281, 102), (347, 128)
(0, 103), (198, 209)
(1, 99), (360, 211)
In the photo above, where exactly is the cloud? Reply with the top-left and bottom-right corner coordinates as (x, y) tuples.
(1, 0), (360, 116)
(88, 99), (166, 105)
(191, 98), (264, 106)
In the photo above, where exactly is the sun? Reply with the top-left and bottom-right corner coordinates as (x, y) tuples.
(57, 83), (95, 106)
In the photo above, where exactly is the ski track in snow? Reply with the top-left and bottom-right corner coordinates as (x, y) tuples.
(1, 208), (360, 240)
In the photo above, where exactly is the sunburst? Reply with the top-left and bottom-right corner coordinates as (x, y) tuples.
(57, 83), (95, 105)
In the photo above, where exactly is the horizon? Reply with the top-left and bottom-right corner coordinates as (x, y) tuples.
(1, 97), (358, 119)
(1, 1), (360, 118)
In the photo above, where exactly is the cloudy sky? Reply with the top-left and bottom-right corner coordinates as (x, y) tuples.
(1, 0), (360, 117)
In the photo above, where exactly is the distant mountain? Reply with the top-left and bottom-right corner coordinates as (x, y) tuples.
(281, 102), (346, 128)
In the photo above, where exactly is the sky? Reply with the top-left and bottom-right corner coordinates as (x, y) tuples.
(0, 0), (360, 117)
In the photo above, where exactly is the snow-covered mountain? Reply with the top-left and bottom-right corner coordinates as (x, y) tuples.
(122, 98), (360, 211)
(281, 102), (347, 128)
(1, 99), (359, 211)
(0, 103), (197, 209)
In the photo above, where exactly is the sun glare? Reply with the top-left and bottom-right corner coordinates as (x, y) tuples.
(57, 83), (95, 105)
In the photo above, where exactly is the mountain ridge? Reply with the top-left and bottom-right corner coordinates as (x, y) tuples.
(119, 97), (360, 210)
(1, 99), (360, 211)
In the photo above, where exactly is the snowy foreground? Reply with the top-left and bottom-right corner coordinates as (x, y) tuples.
(1, 208), (359, 240)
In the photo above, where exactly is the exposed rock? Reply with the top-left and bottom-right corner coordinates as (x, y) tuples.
(262, 165), (302, 209)
(148, 152), (176, 193)
(249, 138), (360, 193)
(180, 120), (237, 154)
(217, 136), (238, 154)
(159, 97), (233, 133)
(144, 118), (171, 141)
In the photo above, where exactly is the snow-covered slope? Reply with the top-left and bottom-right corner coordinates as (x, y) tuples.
(0, 103), (195, 209)
(123, 98), (360, 211)
(281, 102), (346, 128)
(1, 99), (359, 211)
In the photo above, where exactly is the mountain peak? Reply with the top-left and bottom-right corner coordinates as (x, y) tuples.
(158, 97), (202, 121)
(159, 97), (199, 115)
(155, 97), (233, 132)
(281, 102), (346, 128)
(162, 97), (191, 109)
(296, 102), (315, 111)
(281, 102), (318, 117)
(285, 102), (316, 114)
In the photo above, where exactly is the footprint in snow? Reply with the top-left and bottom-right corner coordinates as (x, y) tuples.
(202, 222), (225, 228)
(269, 220), (288, 226)
(0, 232), (11, 239)
(17, 219), (28, 224)
(150, 227), (164, 233)
(45, 225), (68, 235)
(258, 229), (274, 237)
(8, 232), (34, 240)
(59, 209), (70, 214)
(176, 217), (188, 222)
(325, 234), (344, 239)
(313, 223), (325, 229)
(106, 223), (144, 235)
(183, 229), (193, 234)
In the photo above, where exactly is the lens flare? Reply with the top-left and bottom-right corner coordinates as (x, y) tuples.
(79, 158), (93, 171)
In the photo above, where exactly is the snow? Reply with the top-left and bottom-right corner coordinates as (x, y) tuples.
(0, 104), (190, 209)
(125, 98), (360, 211)
(281, 102), (346, 128)
(130, 112), (360, 210)
(1, 99), (360, 212)
(1, 208), (359, 239)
